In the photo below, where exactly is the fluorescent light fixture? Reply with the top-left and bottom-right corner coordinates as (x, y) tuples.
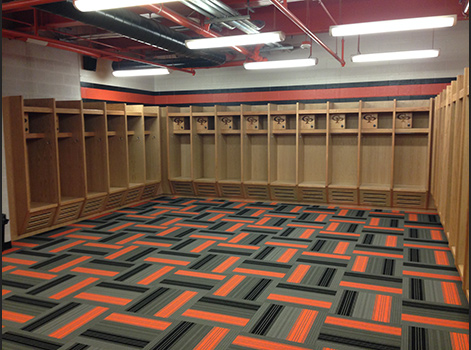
(243, 58), (318, 70)
(351, 49), (440, 63)
(112, 68), (170, 77)
(74, 0), (177, 12)
(185, 31), (285, 50)
(330, 15), (457, 37)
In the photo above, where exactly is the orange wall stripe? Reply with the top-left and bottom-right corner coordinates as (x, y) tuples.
(2, 310), (35, 323)
(287, 264), (310, 283)
(247, 225), (284, 230)
(233, 335), (312, 350)
(226, 223), (245, 232)
(338, 209), (348, 216)
(450, 332), (469, 350)
(229, 232), (250, 243)
(176, 223), (209, 228)
(213, 275), (246, 297)
(331, 219), (365, 224)
(154, 291), (198, 318)
(71, 267), (119, 276)
(115, 233), (145, 245)
(175, 270), (226, 280)
(190, 234), (228, 241)
(251, 210), (266, 217)
(135, 224), (166, 229)
(208, 210), (237, 214)
(404, 225), (444, 230)
(162, 218), (183, 226)
(105, 313), (171, 330)
(401, 314), (469, 329)
(2, 289), (11, 296)
(364, 226), (404, 231)
(333, 241), (349, 255)
(194, 326), (230, 350)
(351, 256), (369, 272)
(144, 257), (190, 266)
(150, 209), (170, 216)
(408, 214), (418, 221)
(49, 256), (92, 273)
(403, 271), (461, 281)
(267, 294), (332, 308)
(82, 83), (448, 106)
(290, 206), (303, 213)
(212, 256), (240, 273)
(325, 316), (401, 336)
(11, 270), (57, 280)
(315, 214), (327, 222)
(265, 214), (297, 219)
(370, 218), (380, 226)
(223, 219), (255, 223)
(302, 252), (351, 260)
(49, 306), (108, 339)
(49, 228), (81, 238)
(84, 242), (123, 250)
(182, 309), (249, 326)
(75, 292), (132, 305)
(2, 257), (37, 265)
(49, 277), (99, 300)
(192, 240), (217, 253)
(218, 243), (260, 250)
(339, 281), (402, 294)
(105, 245), (139, 260)
(2, 248), (20, 255)
(352, 250), (403, 258)
(137, 266), (175, 285)
(108, 222), (134, 232)
(299, 229), (315, 239)
(266, 242), (308, 249)
(233, 268), (285, 278)
(441, 281), (461, 305)
(277, 248), (298, 263)
(372, 294), (392, 323)
(286, 309), (318, 343)
(50, 240), (86, 252)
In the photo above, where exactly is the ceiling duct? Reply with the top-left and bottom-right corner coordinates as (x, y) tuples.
(34, 1), (226, 67)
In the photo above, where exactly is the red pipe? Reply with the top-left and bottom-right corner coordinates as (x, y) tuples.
(268, 0), (345, 66)
(145, 4), (262, 61)
(2, 0), (64, 12)
(2, 29), (196, 75)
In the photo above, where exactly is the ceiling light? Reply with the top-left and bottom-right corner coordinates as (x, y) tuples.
(112, 68), (170, 77)
(74, 0), (178, 12)
(330, 15), (457, 37)
(185, 31), (285, 50)
(243, 58), (318, 70)
(351, 49), (440, 63)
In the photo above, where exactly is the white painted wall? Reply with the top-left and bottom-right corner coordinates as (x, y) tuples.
(2, 38), (82, 243)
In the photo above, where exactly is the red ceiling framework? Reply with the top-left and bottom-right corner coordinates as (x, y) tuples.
(2, 0), (468, 72)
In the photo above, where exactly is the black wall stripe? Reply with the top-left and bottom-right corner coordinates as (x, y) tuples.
(22, 302), (80, 332)
(2, 332), (62, 350)
(81, 329), (149, 348)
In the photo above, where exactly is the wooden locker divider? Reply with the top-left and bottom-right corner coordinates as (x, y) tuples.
(167, 106), (194, 195)
(297, 102), (327, 202)
(359, 100), (394, 207)
(81, 101), (109, 216)
(124, 104), (145, 204)
(268, 103), (298, 201)
(216, 105), (244, 198)
(142, 106), (161, 199)
(3, 96), (60, 238)
(327, 101), (359, 204)
(104, 103), (129, 209)
(430, 67), (469, 300)
(191, 106), (218, 197)
(241, 104), (270, 199)
(54, 100), (86, 224)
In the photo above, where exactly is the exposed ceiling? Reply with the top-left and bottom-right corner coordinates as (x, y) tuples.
(2, 0), (469, 75)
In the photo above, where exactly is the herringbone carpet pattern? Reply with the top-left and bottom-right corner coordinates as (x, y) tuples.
(2, 196), (469, 350)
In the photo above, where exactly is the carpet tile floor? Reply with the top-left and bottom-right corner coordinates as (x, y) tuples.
(2, 196), (469, 350)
